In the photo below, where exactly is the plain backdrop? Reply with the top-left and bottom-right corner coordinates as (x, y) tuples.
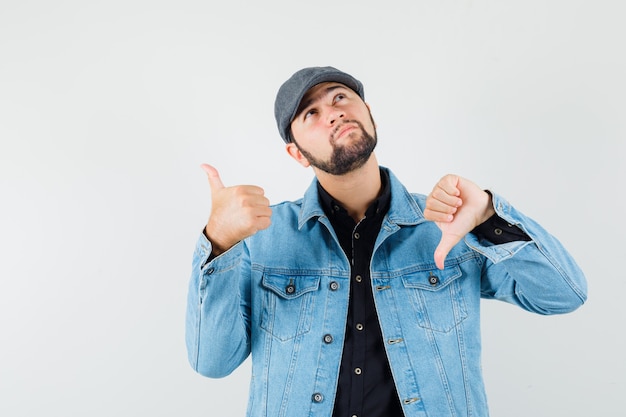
(1, 1), (624, 416)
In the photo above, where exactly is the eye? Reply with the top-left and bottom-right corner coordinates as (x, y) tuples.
(304, 108), (317, 119)
(333, 93), (346, 103)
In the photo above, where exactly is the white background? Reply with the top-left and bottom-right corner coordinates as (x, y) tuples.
(1, 1), (624, 416)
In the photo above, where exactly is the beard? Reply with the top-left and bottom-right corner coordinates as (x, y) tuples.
(294, 117), (377, 176)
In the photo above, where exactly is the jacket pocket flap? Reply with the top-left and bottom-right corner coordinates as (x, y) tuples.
(262, 274), (321, 299)
(401, 266), (462, 291)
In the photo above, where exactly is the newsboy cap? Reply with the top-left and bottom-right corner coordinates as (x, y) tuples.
(274, 66), (365, 143)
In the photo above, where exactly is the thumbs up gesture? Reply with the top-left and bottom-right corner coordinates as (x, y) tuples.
(424, 175), (495, 270)
(201, 164), (272, 256)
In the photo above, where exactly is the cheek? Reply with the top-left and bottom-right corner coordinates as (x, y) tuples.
(293, 123), (328, 146)
(290, 122), (310, 144)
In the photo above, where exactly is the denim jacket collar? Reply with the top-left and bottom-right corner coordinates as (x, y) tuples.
(298, 166), (427, 230)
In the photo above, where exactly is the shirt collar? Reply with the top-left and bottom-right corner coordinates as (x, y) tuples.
(316, 168), (391, 221)
(297, 167), (426, 230)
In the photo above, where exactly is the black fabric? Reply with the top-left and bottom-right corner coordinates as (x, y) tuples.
(471, 213), (531, 244)
(318, 169), (404, 417)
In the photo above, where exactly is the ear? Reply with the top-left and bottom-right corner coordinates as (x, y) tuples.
(286, 143), (311, 168)
(365, 102), (377, 129)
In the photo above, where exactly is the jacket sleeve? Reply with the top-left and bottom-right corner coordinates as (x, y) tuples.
(466, 193), (588, 314)
(185, 232), (252, 378)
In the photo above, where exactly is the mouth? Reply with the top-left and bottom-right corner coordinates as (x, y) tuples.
(334, 123), (358, 140)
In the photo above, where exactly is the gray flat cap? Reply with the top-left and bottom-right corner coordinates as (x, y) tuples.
(274, 66), (365, 143)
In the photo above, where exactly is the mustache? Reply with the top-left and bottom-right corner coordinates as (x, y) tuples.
(330, 120), (363, 142)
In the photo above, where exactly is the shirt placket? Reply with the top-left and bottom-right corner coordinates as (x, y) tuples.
(348, 220), (367, 417)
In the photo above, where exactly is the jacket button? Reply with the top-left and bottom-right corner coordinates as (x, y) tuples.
(285, 284), (296, 294)
(323, 334), (333, 344)
(312, 393), (324, 403)
(329, 281), (339, 291)
(428, 275), (439, 286)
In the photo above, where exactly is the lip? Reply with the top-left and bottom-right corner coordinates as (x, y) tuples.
(335, 124), (357, 139)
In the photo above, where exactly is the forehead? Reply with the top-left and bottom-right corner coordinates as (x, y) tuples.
(301, 82), (349, 104)
(295, 82), (353, 117)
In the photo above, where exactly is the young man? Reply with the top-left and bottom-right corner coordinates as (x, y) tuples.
(186, 66), (587, 417)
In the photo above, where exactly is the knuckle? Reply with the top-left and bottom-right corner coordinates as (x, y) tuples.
(232, 187), (247, 197)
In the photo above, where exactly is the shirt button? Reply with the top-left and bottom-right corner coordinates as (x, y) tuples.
(312, 393), (324, 403)
(356, 323), (364, 331)
(355, 275), (362, 283)
(323, 334), (333, 344)
(354, 367), (362, 375)
(354, 232), (360, 239)
(329, 281), (339, 291)
(494, 228), (503, 235)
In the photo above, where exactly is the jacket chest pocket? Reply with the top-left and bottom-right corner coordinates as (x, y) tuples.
(402, 266), (467, 333)
(260, 274), (321, 342)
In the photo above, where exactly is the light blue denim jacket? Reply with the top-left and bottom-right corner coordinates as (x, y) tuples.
(186, 168), (587, 417)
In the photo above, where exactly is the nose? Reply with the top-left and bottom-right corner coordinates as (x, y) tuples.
(327, 108), (345, 126)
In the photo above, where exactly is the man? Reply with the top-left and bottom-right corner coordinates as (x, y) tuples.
(186, 66), (587, 417)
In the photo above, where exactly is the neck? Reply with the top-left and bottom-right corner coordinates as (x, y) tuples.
(314, 155), (382, 221)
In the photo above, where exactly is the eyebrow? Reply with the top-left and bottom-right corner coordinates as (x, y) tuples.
(294, 85), (347, 118)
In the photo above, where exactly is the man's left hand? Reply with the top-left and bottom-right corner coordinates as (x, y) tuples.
(424, 174), (495, 269)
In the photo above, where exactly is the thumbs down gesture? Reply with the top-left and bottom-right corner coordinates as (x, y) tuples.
(424, 174), (495, 270)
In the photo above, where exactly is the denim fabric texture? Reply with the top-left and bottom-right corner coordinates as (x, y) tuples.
(186, 168), (587, 417)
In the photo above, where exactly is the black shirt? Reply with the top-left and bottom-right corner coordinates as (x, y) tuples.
(319, 169), (403, 417)
(318, 169), (530, 417)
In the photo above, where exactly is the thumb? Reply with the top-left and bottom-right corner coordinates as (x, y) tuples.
(201, 163), (225, 192)
(433, 232), (460, 270)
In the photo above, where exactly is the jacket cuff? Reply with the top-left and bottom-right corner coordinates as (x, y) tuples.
(464, 192), (533, 263)
(193, 230), (243, 270)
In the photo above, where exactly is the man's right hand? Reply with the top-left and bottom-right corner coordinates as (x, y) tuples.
(201, 164), (272, 256)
